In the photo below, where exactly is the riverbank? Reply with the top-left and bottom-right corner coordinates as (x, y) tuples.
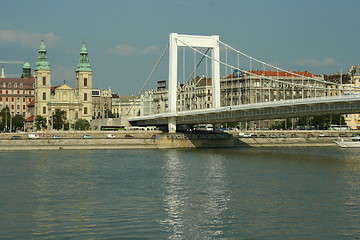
(0, 130), (357, 150)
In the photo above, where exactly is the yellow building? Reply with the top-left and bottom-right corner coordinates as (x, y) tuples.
(33, 41), (93, 129)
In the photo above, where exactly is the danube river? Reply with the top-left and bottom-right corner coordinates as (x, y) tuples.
(0, 147), (359, 239)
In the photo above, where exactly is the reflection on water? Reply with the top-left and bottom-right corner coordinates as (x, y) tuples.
(162, 150), (230, 239)
(0, 148), (359, 239)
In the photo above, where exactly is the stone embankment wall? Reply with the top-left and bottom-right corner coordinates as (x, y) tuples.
(0, 130), (357, 150)
(226, 130), (358, 147)
(0, 130), (161, 151)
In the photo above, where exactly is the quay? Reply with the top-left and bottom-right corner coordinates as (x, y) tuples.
(0, 130), (358, 150)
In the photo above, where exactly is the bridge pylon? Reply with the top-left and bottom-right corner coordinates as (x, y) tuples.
(168, 33), (220, 132)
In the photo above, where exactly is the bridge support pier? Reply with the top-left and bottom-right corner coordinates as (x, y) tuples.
(214, 123), (221, 131)
(168, 117), (177, 133)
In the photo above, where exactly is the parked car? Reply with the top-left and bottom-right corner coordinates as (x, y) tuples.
(11, 135), (22, 140)
(52, 135), (62, 139)
(83, 135), (92, 139)
(107, 134), (116, 139)
(28, 134), (40, 139)
(124, 134), (134, 138)
(291, 134), (299, 138)
(279, 134), (287, 138)
(307, 134), (316, 138)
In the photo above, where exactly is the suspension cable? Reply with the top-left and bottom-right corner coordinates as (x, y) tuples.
(126, 44), (169, 116)
(176, 38), (360, 92)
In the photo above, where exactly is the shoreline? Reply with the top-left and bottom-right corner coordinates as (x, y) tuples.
(0, 130), (356, 151)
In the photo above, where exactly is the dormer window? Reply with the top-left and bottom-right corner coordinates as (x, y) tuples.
(8, 83), (11, 88)
(2, 82), (5, 87)
(14, 83), (17, 88)
(20, 82), (23, 88)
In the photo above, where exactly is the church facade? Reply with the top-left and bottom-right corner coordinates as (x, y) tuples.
(33, 41), (93, 129)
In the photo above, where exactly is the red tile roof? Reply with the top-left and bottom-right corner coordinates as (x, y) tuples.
(25, 115), (34, 122)
(27, 99), (35, 107)
(226, 70), (318, 79)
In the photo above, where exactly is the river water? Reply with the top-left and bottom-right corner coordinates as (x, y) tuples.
(0, 147), (359, 239)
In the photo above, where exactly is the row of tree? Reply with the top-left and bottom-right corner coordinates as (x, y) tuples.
(0, 107), (90, 132)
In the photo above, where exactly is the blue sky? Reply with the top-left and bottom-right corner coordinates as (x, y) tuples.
(0, 0), (359, 95)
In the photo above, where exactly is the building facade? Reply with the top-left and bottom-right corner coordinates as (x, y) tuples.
(33, 41), (93, 129)
(0, 63), (35, 118)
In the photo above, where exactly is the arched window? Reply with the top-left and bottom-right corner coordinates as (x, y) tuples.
(2, 82), (6, 87)
(20, 82), (23, 88)
(14, 83), (17, 88)
(8, 82), (11, 88)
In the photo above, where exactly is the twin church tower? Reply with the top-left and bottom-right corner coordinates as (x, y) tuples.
(34, 40), (93, 127)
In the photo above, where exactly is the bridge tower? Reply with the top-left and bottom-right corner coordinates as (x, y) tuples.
(168, 33), (220, 132)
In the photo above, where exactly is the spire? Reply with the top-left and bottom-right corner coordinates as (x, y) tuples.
(35, 40), (50, 71)
(1, 64), (5, 78)
(76, 42), (92, 72)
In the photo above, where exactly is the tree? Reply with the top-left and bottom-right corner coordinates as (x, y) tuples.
(0, 107), (11, 132)
(11, 114), (25, 132)
(53, 109), (67, 130)
(35, 115), (47, 130)
(74, 119), (90, 130)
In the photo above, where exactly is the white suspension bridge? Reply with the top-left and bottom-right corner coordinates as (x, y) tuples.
(129, 33), (360, 132)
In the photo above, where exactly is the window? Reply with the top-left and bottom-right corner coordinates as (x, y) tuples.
(2, 82), (5, 87)
(43, 77), (46, 86)
(0, 97), (2, 101)
(84, 78), (88, 87)
(5, 90), (8, 94)
(84, 93), (88, 101)
(6, 97), (8, 101)
(84, 107), (88, 114)
(14, 83), (17, 88)
(20, 82), (23, 88)
(11, 105), (14, 109)
(43, 107), (46, 114)
(17, 90), (20, 94)
(23, 98), (25, 102)
(8, 83), (11, 88)
(23, 105), (25, 110)
(43, 92), (46, 100)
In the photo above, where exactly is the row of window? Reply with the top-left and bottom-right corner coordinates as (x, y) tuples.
(42, 107), (89, 114)
(2, 82), (27, 88)
(0, 97), (32, 102)
(42, 92), (89, 101)
(0, 90), (33, 95)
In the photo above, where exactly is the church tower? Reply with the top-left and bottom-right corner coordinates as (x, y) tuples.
(76, 43), (93, 121)
(21, 61), (32, 78)
(34, 40), (51, 126)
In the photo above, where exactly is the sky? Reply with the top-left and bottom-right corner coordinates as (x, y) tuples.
(0, 0), (359, 95)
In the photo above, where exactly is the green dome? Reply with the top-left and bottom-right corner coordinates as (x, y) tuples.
(35, 40), (50, 71)
(23, 61), (31, 69)
(76, 43), (92, 72)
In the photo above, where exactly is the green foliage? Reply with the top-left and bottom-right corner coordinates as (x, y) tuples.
(0, 107), (11, 131)
(35, 115), (47, 130)
(74, 119), (90, 130)
(53, 109), (67, 130)
(11, 114), (25, 131)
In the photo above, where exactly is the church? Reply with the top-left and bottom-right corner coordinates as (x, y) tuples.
(32, 40), (93, 129)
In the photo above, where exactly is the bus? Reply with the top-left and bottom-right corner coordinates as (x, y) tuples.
(329, 125), (350, 130)
(100, 126), (125, 131)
